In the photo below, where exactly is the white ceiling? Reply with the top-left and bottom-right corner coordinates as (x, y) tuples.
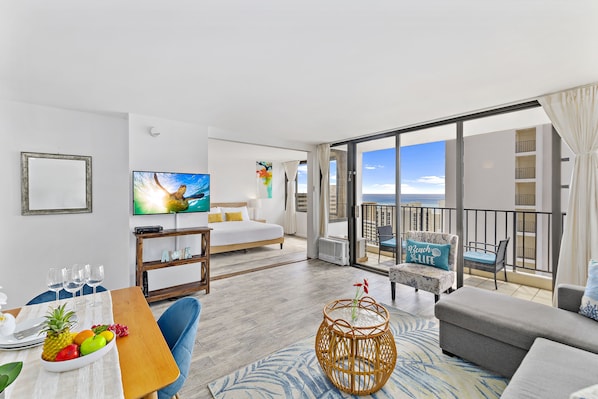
(2, 1), (598, 151)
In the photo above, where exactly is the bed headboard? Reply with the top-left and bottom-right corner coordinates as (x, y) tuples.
(211, 202), (248, 208)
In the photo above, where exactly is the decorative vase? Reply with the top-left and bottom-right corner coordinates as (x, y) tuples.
(351, 299), (359, 322)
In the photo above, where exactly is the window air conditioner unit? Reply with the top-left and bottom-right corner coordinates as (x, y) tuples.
(319, 237), (349, 266)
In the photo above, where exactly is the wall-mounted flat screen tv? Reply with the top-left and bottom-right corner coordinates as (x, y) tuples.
(133, 171), (210, 215)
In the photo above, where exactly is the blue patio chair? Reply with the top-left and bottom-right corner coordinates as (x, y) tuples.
(26, 284), (107, 305)
(377, 225), (397, 263)
(463, 237), (510, 289)
(157, 297), (202, 399)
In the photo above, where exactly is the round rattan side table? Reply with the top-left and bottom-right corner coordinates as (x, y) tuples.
(315, 297), (397, 395)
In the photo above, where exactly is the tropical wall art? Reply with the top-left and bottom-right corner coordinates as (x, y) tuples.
(256, 161), (272, 199)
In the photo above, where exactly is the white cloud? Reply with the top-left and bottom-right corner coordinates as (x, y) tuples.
(363, 183), (444, 195)
(364, 164), (384, 170)
(417, 175), (445, 185)
(362, 183), (395, 194)
(400, 184), (417, 194)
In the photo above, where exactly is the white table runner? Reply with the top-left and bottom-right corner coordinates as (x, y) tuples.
(0, 292), (125, 399)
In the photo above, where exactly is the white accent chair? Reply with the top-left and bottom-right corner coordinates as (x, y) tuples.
(389, 231), (459, 303)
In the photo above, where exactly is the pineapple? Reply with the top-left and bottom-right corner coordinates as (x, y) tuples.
(41, 304), (76, 361)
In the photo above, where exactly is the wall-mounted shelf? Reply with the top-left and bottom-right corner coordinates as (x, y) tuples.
(134, 227), (211, 303)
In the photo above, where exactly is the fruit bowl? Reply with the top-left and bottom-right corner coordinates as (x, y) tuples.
(40, 337), (116, 373)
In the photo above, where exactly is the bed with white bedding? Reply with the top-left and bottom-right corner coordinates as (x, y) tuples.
(209, 202), (284, 254)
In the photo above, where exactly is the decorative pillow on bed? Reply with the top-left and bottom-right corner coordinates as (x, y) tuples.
(221, 206), (250, 221)
(208, 213), (223, 223)
(579, 259), (598, 321)
(225, 212), (244, 221)
(405, 239), (451, 271)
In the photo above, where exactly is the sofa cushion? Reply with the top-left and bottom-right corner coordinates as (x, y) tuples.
(501, 338), (598, 399)
(435, 286), (598, 355)
(580, 259), (598, 321)
(390, 263), (454, 293)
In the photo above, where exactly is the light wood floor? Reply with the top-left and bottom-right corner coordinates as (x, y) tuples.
(149, 257), (553, 399)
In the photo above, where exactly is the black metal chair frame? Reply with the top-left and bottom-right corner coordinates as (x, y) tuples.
(463, 237), (510, 289)
(376, 225), (396, 263)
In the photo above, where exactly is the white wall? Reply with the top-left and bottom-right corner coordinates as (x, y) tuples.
(0, 100), (130, 307)
(128, 114), (209, 291)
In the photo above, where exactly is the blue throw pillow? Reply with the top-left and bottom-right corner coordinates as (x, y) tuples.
(580, 259), (598, 321)
(405, 239), (451, 271)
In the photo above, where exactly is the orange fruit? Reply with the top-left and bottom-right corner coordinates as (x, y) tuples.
(99, 330), (114, 343)
(73, 329), (95, 346)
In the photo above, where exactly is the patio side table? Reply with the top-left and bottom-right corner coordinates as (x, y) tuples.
(315, 297), (397, 395)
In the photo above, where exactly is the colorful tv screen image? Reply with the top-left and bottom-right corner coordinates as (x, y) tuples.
(133, 171), (210, 215)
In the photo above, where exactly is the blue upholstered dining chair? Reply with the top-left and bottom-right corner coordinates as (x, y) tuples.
(26, 284), (107, 305)
(157, 297), (202, 399)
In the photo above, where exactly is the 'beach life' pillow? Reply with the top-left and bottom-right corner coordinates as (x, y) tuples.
(405, 239), (451, 271)
(580, 259), (598, 321)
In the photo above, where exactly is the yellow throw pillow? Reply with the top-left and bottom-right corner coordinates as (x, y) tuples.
(225, 212), (243, 221)
(208, 213), (223, 223)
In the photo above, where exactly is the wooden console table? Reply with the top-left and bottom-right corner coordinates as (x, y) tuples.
(134, 227), (211, 303)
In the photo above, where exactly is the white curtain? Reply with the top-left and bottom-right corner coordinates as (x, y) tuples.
(283, 161), (299, 234)
(317, 144), (330, 237)
(539, 85), (598, 304)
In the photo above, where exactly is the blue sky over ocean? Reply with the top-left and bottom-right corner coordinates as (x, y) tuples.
(296, 141), (445, 195)
(363, 141), (445, 194)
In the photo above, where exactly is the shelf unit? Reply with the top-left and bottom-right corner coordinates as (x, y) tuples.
(134, 227), (211, 303)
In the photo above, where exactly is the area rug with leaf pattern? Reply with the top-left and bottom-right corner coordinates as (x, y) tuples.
(208, 307), (509, 398)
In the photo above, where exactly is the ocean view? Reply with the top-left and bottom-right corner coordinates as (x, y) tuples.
(362, 193), (445, 208)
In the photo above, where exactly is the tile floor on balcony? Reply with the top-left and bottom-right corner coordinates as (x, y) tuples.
(360, 250), (553, 306)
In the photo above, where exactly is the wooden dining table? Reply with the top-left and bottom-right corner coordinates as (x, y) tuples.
(6, 286), (179, 399)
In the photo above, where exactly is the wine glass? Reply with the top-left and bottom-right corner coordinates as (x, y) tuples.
(78, 264), (91, 303)
(47, 267), (65, 304)
(63, 265), (84, 311)
(88, 264), (104, 307)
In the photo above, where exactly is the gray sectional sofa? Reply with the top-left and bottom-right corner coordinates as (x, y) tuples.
(435, 284), (598, 398)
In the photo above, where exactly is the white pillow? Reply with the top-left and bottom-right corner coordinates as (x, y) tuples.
(570, 384), (598, 399)
(209, 207), (221, 214)
(221, 206), (250, 221)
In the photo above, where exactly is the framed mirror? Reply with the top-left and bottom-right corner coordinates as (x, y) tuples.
(21, 152), (92, 215)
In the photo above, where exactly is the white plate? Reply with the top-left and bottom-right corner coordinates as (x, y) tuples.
(0, 317), (46, 349)
(0, 340), (45, 351)
(40, 337), (116, 372)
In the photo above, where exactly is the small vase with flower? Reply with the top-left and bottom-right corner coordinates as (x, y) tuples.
(351, 278), (369, 322)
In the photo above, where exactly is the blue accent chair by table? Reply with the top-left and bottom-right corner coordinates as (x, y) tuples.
(26, 285), (107, 305)
(157, 297), (202, 399)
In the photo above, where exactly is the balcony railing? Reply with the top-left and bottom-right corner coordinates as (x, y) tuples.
(517, 246), (536, 260)
(516, 140), (536, 153)
(517, 217), (537, 233)
(515, 193), (536, 206)
(361, 203), (560, 275)
(515, 167), (536, 179)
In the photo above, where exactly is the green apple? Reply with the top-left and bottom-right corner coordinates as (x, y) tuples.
(80, 335), (107, 356)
